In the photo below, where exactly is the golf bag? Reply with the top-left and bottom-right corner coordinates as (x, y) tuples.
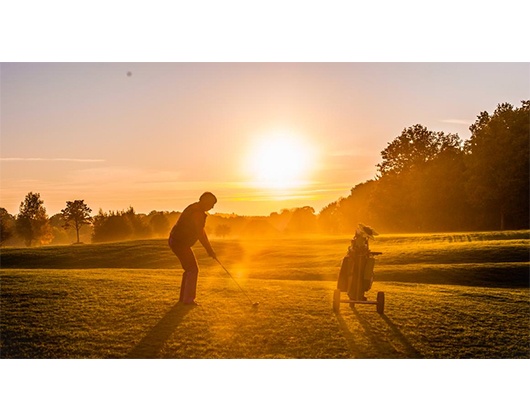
(337, 225), (379, 301)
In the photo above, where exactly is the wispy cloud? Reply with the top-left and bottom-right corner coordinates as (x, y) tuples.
(0, 158), (106, 162)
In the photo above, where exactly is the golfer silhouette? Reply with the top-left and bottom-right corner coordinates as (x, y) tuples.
(168, 192), (217, 305)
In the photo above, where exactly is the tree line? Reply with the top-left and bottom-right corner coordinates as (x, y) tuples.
(0, 198), (182, 247)
(0, 197), (322, 246)
(320, 101), (529, 233)
(1, 101), (528, 246)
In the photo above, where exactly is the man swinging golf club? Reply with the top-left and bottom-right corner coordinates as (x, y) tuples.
(168, 192), (217, 305)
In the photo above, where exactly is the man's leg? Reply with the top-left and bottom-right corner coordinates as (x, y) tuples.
(174, 247), (199, 304)
(179, 273), (186, 302)
(182, 270), (198, 304)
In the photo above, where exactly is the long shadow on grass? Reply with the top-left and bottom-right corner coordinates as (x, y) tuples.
(336, 308), (423, 358)
(351, 308), (423, 358)
(379, 314), (423, 358)
(335, 312), (373, 358)
(126, 303), (194, 358)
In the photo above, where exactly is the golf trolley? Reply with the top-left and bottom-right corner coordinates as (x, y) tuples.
(333, 224), (385, 314)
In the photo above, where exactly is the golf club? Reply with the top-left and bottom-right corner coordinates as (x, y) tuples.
(215, 258), (259, 307)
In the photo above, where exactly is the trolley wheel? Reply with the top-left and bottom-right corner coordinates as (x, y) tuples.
(376, 291), (385, 314)
(333, 289), (341, 312)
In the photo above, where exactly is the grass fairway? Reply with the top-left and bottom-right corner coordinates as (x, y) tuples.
(1, 231), (529, 358)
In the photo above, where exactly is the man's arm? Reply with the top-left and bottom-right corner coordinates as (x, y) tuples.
(192, 211), (216, 258)
(198, 229), (216, 258)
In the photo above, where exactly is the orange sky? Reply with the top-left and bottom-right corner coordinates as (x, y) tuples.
(1, 62), (528, 216)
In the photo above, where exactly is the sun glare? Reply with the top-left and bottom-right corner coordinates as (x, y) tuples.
(245, 132), (317, 190)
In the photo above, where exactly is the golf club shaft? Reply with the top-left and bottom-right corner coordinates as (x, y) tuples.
(215, 258), (254, 304)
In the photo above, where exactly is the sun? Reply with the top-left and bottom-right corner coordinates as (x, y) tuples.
(245, 132), (316, 189)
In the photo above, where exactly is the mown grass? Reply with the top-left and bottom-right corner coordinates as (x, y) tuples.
(1, 231), (529, 358)
(2, 230), (528, 286)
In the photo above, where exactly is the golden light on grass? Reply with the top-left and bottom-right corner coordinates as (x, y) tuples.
(243, 131), (318, 192)
(1, 231), (529, 358)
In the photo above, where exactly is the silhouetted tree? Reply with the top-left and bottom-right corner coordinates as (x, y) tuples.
(339, 181), (378, 233)
(377, 124), (461, 176)
(15, 192), (52, 246)
(465, 101), (530, 230)
(413, 147), (469, 231)
(91, 207), (153, 242)
(123, 207), (151, 239)
(269, 209), (292, 233)
(48, 213), (72, 244)
(373, 146), (468, 232)
(0, 208), (15, 245)
(371, 125), (464, 231)
(369, 173), (415, 231)
(148, 211), (170, 237)
(318, 201), (342, 234)
(92, 209), (133, 243)
(285, 206), (317, 234)
(318, 181), (379, 234)
(61, 200), (93, 243)
(318, 102), (528, 233)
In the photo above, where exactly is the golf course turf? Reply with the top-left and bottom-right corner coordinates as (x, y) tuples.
(1, 231), (529, 358)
